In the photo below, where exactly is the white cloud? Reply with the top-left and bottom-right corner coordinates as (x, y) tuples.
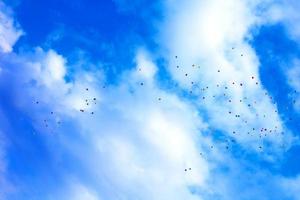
(266, 0), (300, 113)
(0, 132), (8, 199)
(158, 0), (292, 153)
(287, 60), (300, 90)
(55, 50), (210, 200)
(280, 175), (300, 200)
(286, 59), (300, 110)
(60, 182), (100, 200)
(0, 2), (22, 53)
(0, 2), (21, 198)
(268, 0), (300, 41)
(134, 49), (157, 82)
(0, 121), (14, 199)
(12, 45), (291, 200)
(40, 49), (67, 86)
(0, 47), (212, 199)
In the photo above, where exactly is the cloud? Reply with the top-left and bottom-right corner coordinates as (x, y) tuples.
(266, 0), (300, 112)
(0, 1), (22, 53)
(0, 43), (212, 199)
(2, 44), (293, 200)
(60, 182), (100, 200)
(0, 131), (10, 199)
(153, 0), (300, 198)
(157, 0), (293, 155)
(268, 0), (300, 42)
(287, 61), (300, 90)
(50, 50), (210, 200)
(280, 175), (300, 200)
(0, 2), (22, 198)
(286, 59), (300, 110)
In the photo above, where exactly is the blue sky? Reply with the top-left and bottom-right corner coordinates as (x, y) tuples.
(1, 0), (300, 199)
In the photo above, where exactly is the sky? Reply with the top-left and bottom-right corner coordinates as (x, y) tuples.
(0, 0), (300, 199)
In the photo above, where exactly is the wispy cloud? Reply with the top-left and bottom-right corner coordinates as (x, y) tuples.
(286, 59), (300, 110)
(268, 0), (300, 41)
(0, 2), (22, 53)
(160, 0), (293, 153)
(0, 42), (211, 199)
